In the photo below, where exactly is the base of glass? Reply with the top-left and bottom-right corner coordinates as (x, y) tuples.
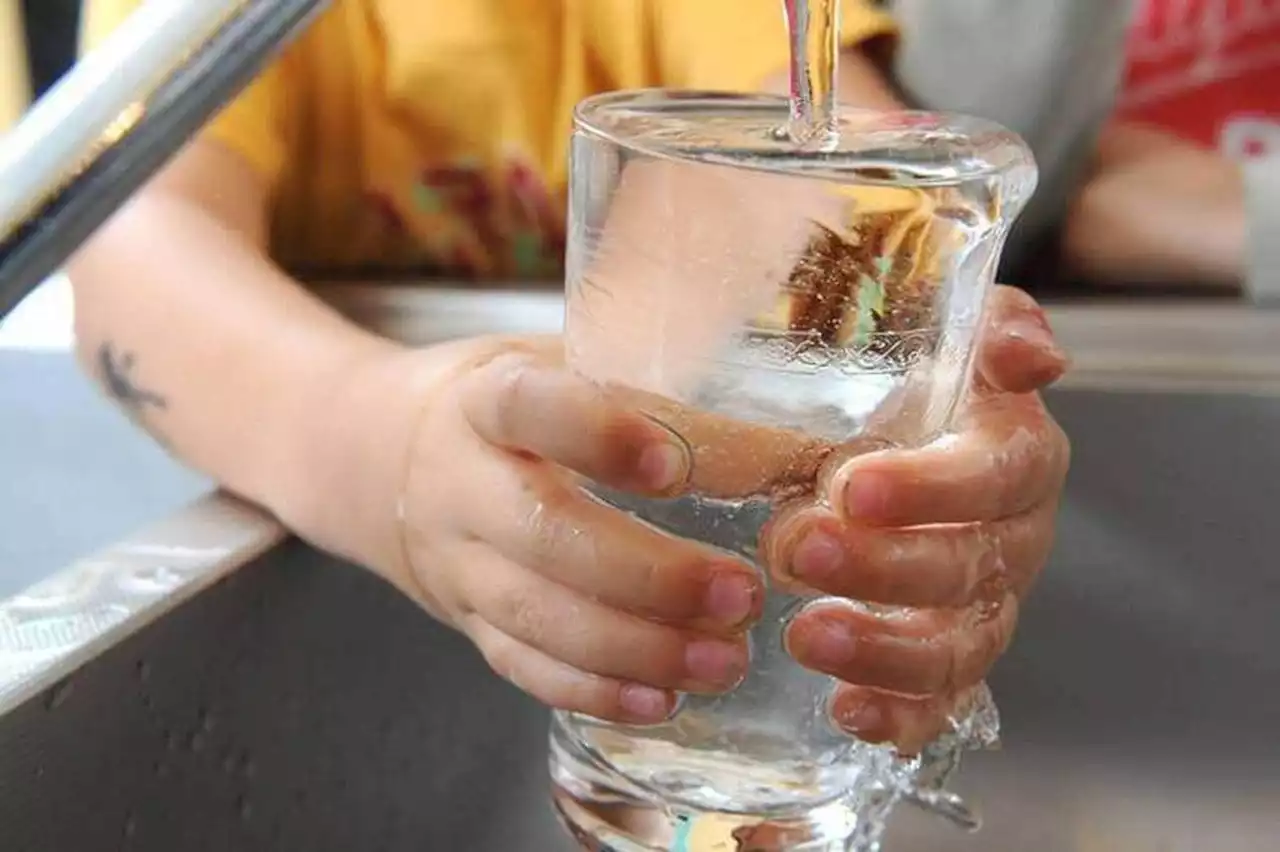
(549, 682), (1003, 852)
(549, 717), (898, 852)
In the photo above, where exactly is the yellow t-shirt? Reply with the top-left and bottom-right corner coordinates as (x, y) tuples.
(82, 0), (895, 278)
(1, 0), (30, 132)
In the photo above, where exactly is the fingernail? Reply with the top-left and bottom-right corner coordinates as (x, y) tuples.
(636, 440), (689, 491)
(803, 619), (857, 668)
(704, 572), (759, 626)
(790, 529), (845, 585)
(1005, 315), (1065, 361)
(842, 471), (892, 520)
(685, 640), (746, 688)
(838, 697), (884, 738)
(619, 684), (672, 723)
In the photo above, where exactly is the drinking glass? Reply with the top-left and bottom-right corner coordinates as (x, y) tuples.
(549, 89), (1036, 852)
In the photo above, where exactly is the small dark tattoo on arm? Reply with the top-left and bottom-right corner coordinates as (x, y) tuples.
(97, 342), (168, 413)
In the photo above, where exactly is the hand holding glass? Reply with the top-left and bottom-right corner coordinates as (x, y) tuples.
(550, 90), (1037, 852)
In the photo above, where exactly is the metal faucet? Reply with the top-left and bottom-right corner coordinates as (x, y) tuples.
(0, 0), (330, 321)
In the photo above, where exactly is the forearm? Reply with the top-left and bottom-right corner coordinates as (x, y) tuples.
(1066, 123), (1248, 290)
(67, 146), (444, 581)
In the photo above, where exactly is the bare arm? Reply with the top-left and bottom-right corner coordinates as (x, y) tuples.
(68, 141), (454, 588)
(1063, 123), (1248, 291)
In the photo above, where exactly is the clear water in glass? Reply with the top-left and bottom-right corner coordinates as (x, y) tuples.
(550, 89), (1037, 852)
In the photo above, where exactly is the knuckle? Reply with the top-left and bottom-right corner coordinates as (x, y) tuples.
(519, 482), (580, 567)
(868, 533), (924, 603)
(491, 585), (550, 648)
(636, 556), (669, 613)
(488, 355), (537, 439)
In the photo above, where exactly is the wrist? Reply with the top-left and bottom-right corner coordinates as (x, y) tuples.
(265, 335), (511, 591)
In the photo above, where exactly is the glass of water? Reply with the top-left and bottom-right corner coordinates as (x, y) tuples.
(549, 89), (1036, 852)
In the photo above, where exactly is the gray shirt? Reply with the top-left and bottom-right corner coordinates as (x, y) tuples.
(883, 0), (1280, 299)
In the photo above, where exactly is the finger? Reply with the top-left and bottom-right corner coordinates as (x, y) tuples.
(829, 685), (959, 756)
(827, 392), (1070, 526)
(459, 350), (692, 495)
(765, 500), (1057, 608)
(784, 596), (1018, 696)
(976, 286), (1069, 395)
(462, 346), (840, 503)
(631, 389), (835, 500)
(454, 545), (748, 693)
(464, 616), (677, 725)
(461, 451), (763, 632)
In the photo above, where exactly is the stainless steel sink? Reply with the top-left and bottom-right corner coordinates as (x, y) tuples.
(2, 386), (1279, 852)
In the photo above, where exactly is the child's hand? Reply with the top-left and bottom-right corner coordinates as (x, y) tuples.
(394, 285), (1067, 748)
(396, 337), (765, 726)
(769, 286), (1070, 754)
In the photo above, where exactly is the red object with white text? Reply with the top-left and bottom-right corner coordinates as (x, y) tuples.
(1119, 0), (1280, 159)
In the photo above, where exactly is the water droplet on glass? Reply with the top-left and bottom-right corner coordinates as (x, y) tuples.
(122, 813), (137, 838)
(136, 660), (151, 682)
(237, 795), (253, 821)
(188, 731), (206, 753)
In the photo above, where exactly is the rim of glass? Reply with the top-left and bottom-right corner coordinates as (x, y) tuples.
(573, 88), (1035, 182)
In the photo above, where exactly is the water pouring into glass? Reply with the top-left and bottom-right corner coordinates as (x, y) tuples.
(549, 2), (1037, 849)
